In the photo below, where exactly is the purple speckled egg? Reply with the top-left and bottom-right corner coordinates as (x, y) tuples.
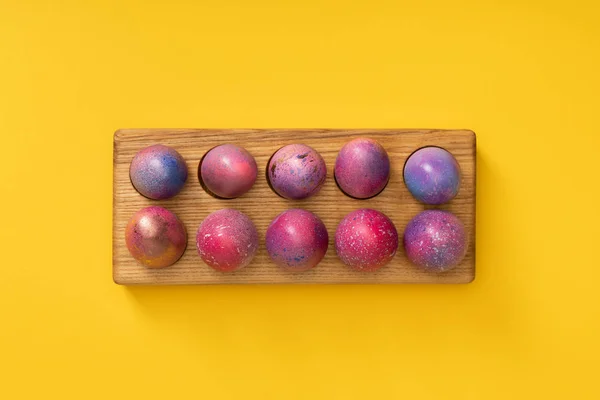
(266, 209), (329, 272)
(130, 144), (188, 200)
(335, 208), (398, 271)
(334, 138), (390, 199)
(125, 206), (187, 268)
(267, 144), (326, 200)
(404, 146), (461, 205)
(403, 210), (467, 272)
(196, 209), (258, 272)
(200, 144), (258, 198)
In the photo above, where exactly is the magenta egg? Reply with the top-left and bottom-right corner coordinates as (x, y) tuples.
(125, 206), (187, 268)
(200, 144), (258, 198)
(335, 208), (398, 271)
(130, 144), (188, 200)
(334, 138), (390, 199)
(403, 210), (467, 272)
(266, 209), (329, 272)
(196, 209), (259, 272)
(267, 144), (326, 200)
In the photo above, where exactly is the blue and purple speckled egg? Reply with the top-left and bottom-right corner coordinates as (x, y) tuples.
(196, 209), (259, 272)
(334, 138), (390, 199)
(130, 144), (188, 200)
(335, 208), (398, 271)
(125, 206), (187, 268)
(404, 146), (461, 205)
(200, 144), (258, 198)
(267, 144), (327, 200)
(266, 209), (329, 272)
(403, 210), (467, 272)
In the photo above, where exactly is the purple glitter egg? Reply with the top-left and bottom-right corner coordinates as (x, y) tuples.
(404, 146), (461, 205)
(267, 144), (326, 200)
(200, 144), (258, 198)
(130, 144), (188, 200)
(334, 138), (390, 199)
(266, 209), (329, 272)
(335, 209), (398, 271)
(403, 210), (467, 272)
(196, 209), (259, 272)
(125, 206), (187, 268)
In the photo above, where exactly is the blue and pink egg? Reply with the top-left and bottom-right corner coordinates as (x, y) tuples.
(267, 144), (326, 200)
(200, 144), (258, 199)
(125, 206), (187, 268)
(130, 144), (188, 200)
(196, 209), (259, 272)
(334, 138), (390, 199)
(266, 209), (329, 272)
(335, 208), (398, 271)
(403, 210), (467, 272)
(404, 146), (461, 205)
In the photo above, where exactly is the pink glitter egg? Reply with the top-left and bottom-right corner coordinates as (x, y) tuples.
(267, 144), (326, 200)
(403, 210), (467, 272)
(196, 209), (259, 272)
(200, 144), (258, 199)
(334, 138), (390, 199)
(265, 209), (329, 272)
(129, 144), (188, 200)
(335, 208), (398, 271)
(125, 206), (187, 268)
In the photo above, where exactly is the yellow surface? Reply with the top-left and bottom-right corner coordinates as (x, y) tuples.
(1, 0), (599, 398)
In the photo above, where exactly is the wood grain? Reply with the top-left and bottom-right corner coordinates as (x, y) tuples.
(113, 129), (476, 285)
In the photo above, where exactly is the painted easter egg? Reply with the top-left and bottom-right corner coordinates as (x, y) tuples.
(403, 146), (461, 205)
(403, 210), (467, 272)
(267, 144), (326, 200)
(334, 138), (390, 199)
(335, 208), (398, 271)
(129, 144), (188, 200)
(196, 209), (258, 272)
(265, 209), (329, 272)
(200, 144), (258, 199)
(125, 206), (187, 268)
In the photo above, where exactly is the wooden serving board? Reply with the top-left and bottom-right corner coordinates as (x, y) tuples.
(113, 129), (476, 285)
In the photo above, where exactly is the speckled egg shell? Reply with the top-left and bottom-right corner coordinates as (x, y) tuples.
(196, 209), (259, 272)
(125, 206), (187, 268)
(404, 146), (461, 205)
(266, 209), (329, 272)
(335, 208), (398, 271)
(129, 144), (188, 200)
(403, 210), (467, 272)
(334, 138), (390, 199)
(267, 144), (327, 200)
(200, 144), (258, 199)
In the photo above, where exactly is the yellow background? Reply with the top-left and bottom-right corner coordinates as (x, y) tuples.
(1, 0), (599, 398)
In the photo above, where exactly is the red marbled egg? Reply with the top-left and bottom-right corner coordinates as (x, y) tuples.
(335, 208), (398, 271)
(196, 209), (259, 272)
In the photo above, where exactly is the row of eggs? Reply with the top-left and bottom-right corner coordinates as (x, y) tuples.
(126, 206), (467, 273)
(130, 139), (462, 204)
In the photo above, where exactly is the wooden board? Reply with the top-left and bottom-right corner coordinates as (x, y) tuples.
(113, 129), (476, 285)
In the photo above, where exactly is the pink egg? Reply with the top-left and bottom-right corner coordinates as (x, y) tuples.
(265, 209), (329, 272)
(334, 138), (390, 199)
(196, 209), (259, 272)
(125, 206), (187, 268)
(200, 144), (258, 199)
(267, 144), (327, 200)
(335, 208), (398, 271)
